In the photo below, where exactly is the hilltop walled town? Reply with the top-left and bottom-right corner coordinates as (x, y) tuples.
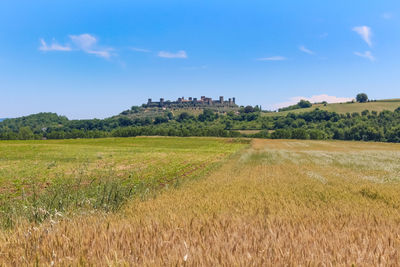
(144, 96), (237, 108)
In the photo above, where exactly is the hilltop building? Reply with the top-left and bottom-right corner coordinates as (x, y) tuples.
(144, 96), (237, 108)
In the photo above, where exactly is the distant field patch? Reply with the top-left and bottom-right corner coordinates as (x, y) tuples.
(237, 129), (261, 134)
(263, 100), (400, 116)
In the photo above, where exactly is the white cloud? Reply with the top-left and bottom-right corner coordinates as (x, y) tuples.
(86, 49), (113, 59)
(299, 45), (314, 55)
(319, 33), (328, 39)
(354, 51), (375, 61)
(131, 47), (151, 53)
(352, 26), (372, 47)
(40, 34), (113, 59)
(69, 34), (113, 59)
(273, 94), (354, 110)
(257, 56), (287, 61)
(382, 12), (393, 20)
(158, 50), (187, 59)
(39, 39), (71, 51)
(69, 34), (97, 50)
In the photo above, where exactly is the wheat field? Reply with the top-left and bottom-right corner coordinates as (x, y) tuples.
(1, 138), (400, 265)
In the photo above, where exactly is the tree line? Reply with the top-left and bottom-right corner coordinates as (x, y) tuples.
(1, 104), (400, 143)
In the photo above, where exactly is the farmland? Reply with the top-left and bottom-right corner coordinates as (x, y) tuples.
(1, 137), (400, 265)
(264, 99), (400, 117)
(0, 137), (247, 228)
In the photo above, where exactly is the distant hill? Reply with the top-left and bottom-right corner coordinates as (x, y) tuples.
(0, 118), (6, 122)
(0, 113), (68, 132)
(116, 105), (239, 120)
(264, 99), (400, 117)
(1, 98), (400, 143)
(115, 95), (240, 120)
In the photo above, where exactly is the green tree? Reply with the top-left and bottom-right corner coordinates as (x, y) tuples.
(131, 106), (141, 113)
(198, 109), (217, 122)
(177, 112), (194, 122)
(356, 93), (368, 103)
(308, 129), (327, 140)
(298, 100), (312, 108)
(18, 126), (34, 140)
(291, 128), (309, 139)
(244, 106), (255, 113)
(271, 129), (292, 139)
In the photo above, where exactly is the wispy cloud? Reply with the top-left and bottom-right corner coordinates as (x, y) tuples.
(354, 51), (375, 61)
(69, 34), (113, 59)
(352, 26), (372, 47)
(131, 47), (151, 53)
(299, 45), (314, 55)
(158, 50), (187, 59)
(40, 34), (114, 59)
(319, 33), (328, 39)
(39, 39), (71, 51)
(382, 12), (393, 20)
(257, 56), (287, 61)
(86, 50), (113, 58)
(273, 94), (354, 110)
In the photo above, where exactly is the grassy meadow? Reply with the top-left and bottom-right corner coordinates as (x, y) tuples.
(0, 137), (247, 228)
(1, 137), (400, 265)
(264, 99), (400, 116)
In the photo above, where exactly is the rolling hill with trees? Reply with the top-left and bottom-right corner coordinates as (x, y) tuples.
(1, 94), (400, 142)
(265, 98), (400, 117)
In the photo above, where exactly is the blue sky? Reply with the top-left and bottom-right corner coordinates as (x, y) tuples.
(1, 1), (400, 119)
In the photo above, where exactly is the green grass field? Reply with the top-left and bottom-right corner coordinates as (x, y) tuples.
(2, 137), (400, 265)
(237, 129), (262, 134)
(0, 137), (247, 227)
(264, 99), (400, 116)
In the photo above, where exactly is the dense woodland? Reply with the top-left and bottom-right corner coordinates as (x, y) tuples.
(1, 104), (400, 142)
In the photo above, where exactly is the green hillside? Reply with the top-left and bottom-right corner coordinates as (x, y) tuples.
(117, 105), (239, 120)
(264, 99), (400, 117)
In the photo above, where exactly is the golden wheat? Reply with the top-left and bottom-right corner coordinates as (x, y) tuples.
(1, 139), (400, 265)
